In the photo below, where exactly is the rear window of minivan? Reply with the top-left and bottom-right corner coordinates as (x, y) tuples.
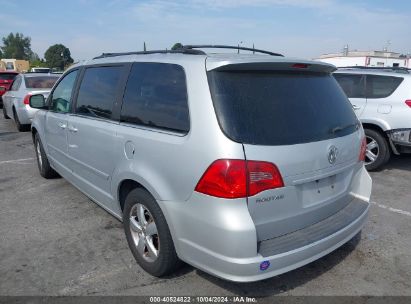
(208, 70), (358, 146)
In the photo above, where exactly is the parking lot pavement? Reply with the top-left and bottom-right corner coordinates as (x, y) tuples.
(0, 116), (410, 298)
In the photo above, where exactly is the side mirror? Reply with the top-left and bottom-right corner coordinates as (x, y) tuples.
(29, 94), (47, 109)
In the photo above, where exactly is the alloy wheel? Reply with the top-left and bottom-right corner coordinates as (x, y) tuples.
(365, 135), (380, 165)
(129, 203), (160, 263)
(36, 141), (43, 168)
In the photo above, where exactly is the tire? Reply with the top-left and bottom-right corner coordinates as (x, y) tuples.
(13, 108), (28, 132)
(34, 133), (58, 178)
(3, 106), (10, 119)
(123, 188), (181, 277)
(364, 128), (390, 171)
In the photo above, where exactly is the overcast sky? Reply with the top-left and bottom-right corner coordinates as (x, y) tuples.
(1, 0), (410, 61)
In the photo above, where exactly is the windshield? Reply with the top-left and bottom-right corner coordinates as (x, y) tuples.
(24, 76), (58, 89)
(208, 70), (359, 145)
(0, 73), (18, 81)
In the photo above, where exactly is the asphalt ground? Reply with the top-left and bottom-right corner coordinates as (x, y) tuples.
(0, 115), (410, 297)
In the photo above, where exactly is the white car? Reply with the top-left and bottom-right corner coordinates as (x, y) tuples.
(2, 73), (59, 131)
(334, 67), (411, 170)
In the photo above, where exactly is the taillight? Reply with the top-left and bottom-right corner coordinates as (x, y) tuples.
(405, 100), (411, 107)
(195, 159), (284, 199)
(359, 137), (367, 162)
(23, 94), (32, 105)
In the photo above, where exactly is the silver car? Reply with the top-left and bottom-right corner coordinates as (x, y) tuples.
(2, 73), (59, 131)
(29, 46), (372, 282)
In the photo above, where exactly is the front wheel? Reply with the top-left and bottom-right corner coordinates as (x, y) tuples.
(364, 129), (390, 171)
(34, 133), (58, 178)
(123, 188), (181, 277)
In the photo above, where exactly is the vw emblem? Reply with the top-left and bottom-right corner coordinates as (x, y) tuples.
(328, 146), (338, 164)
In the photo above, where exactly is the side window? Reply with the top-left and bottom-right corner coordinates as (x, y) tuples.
(334, 74), (365, 98)
(10, 76), (22, 91)
(75, 66), (123, 120)
(50, 70), (78, 113)
(120, 63), (190, 133)
(366, 75), (403, 99)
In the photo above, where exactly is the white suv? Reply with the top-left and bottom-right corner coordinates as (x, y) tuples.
(334, 67), (411, 170)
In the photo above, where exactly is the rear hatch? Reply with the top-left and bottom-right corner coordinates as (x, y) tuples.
(207, 59), (363, 241)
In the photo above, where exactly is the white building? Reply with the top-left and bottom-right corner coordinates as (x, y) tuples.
(316, 49), (410, 68)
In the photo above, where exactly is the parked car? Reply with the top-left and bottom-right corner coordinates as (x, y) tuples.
(334, 67), (411, 170)
(30, 67), (51, 73)
(2, 73), (59, 131)
(29, 45), (372, 282)
(0, 71), (19, 108)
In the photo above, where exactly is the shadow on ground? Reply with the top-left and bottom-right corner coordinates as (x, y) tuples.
(381, 154), (411, 171)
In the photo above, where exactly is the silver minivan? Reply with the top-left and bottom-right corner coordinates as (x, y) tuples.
(29, 46), (372, 282)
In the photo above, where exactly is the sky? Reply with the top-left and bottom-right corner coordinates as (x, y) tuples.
(0, 0), (410, 61)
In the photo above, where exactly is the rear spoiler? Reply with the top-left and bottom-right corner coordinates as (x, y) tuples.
(206, 59), (336, 74)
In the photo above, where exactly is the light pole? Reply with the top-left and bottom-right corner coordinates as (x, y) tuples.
(60, 52), (65, 71)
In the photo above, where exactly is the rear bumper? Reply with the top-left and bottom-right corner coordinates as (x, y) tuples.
(15, 105), (38, 124)
(172, 197), (369, 282)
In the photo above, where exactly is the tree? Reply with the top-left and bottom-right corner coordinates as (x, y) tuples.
(1, 33), (32, 60)
(171, 43), (183, 50)
(44, 44), (74, 70)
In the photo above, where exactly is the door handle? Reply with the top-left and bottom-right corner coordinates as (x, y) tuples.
(352, 105), (361, 110)
(58, 122), (67, 129)
(68, 125), (78, 133)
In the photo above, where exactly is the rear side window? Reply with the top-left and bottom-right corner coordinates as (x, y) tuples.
(0, 73), (17, 81)
(75, 66), (123, 120)
(25, 76), (58, 89)
(366, 75), (403, 99)
(10, 76), (22, 91)
(120, 63), (189, 133)
(208, 71), (358, 146)
(333, 74), (365, 98)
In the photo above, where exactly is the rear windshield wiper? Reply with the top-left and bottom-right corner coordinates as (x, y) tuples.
(330, 122), (359, 134)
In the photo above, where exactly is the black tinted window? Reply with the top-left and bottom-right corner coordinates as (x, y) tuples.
(334, 74), (365, 98)
(366, 75), (403, 99)
(76, 66), (123, 119)
(208, 71), (358, 146)
(120, 63), (189, 133)
(0, 73), (17, 80)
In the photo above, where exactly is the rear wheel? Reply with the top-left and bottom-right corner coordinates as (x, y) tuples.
(364, 128), (390, 171)
(13, 108), (28, 132)
(34, 133), (58, 178)
(3, 106), (10, 119)
(123, 188), (181, 277)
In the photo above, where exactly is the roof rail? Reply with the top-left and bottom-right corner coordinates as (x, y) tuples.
(338, 66), (410, 74)
(181, 44), (284, 57)
(93, 48), (205, 59)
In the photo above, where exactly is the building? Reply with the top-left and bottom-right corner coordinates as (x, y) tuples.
(0, 59), (30, 72)
(316, 47), (410, 68)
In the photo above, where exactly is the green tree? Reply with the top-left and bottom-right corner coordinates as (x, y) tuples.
(1, 32), (32, 59)
(171, 42), (183, 50)
(44, 44), (74, 70)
